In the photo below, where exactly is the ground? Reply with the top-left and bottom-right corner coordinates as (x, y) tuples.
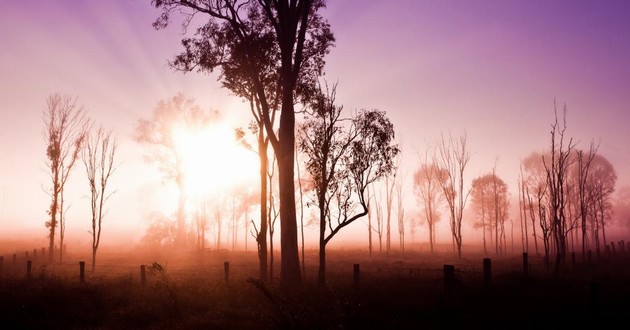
(0, 244), (629, 329)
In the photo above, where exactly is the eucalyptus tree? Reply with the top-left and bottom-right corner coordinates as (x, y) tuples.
(298, 84), (399, 286)
(151, 0), (335, 285)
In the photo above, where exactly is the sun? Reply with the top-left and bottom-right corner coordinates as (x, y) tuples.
(173, 122), (258, 199)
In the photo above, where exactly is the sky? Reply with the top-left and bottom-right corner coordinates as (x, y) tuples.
(1, 0), (629, 249)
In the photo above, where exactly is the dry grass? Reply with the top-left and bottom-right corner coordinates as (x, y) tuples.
(1, 245), (629, 329)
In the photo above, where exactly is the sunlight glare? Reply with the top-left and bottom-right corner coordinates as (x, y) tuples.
(173, 123), (257, 199)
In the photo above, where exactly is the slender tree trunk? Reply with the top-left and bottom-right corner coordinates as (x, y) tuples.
(277, 94), (301, 285)
(258, 138), (268, 281)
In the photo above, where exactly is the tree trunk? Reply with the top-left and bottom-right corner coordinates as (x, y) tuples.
(277, 97), (301, 286)
(257, 138), (268, 282)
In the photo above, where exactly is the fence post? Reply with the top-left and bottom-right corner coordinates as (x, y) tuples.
(26, 260), (32, 280)
(13, 253), (16, 265)
(522, 252), (529, 278)
(483, 258), (492, 291)
(353, 264), (360, 288)
(79, 261), (85, 284)
(33, 249), (37, 259)
(224, 261), (230, 284)
(140, 265), (146, 287)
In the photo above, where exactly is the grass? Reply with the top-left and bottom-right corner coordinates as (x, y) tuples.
(1, 247), (629, 329)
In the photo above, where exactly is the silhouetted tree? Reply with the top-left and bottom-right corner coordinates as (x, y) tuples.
(43, 93), (89, 262)
(543, 103), (576, 267)
(135, 94), (216, 247)
(82, 126), (118, 272)
(436, 132), (471, 258)
(151, 0), (335, 286)
(299, 85), (399, 285)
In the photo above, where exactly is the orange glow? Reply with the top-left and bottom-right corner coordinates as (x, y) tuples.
(172, 122), (257, 199)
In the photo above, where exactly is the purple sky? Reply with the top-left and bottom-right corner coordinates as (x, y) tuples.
(1, 1), (629, 245)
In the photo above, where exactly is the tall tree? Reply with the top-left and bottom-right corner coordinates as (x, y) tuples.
(43, 93), (89, 262)
(436, 132), (471, 258)
(151, 0), (335, 285)
(298, 86), (399, 285)
(542, 103), (576, 266)
(135, 94), (215, 247)
(82, 127), (118, 272)
(413, 157), (446, 254)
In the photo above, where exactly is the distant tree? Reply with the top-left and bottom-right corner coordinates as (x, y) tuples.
(82, 126), (118, 272)
(135, 93), (216, 247)
(43, 93), (89, 262)
(613, 186), (630, 236)
(395, 167), (406, 253)
(151, 0), (335, 286)
(572, 145), (598, 258)
(436, 132), (471, 258)
(470, 171), (509, 256)
(141, 213), (178, 248)
(586, 153), (617, 253)
(413, 155), (447, 254)
(298, 85), (399, 285)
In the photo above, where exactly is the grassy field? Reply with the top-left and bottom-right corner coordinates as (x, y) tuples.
(1, 245), (629, 329)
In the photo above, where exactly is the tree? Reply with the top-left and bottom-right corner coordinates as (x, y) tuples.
(470, 171), (509, 255)
(298, 85), (399, 285)
(135, 93), (216, 248)
(542, 103), (576, 266)
(436, 132), (471, 258)
(413, 156), (447, 254)
(82, 126), (118, 272)
(43, 93), (89, 262)
(151, 0), (335, 285)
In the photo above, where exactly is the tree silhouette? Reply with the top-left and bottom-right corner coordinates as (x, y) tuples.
(43, 93), (89, 262)
(436, 132), (471, 258)
(151, 0), (334, 285)
(82, 126), (118, 272)
(134, 93), (216, 248)
(298, 85), (399, 285)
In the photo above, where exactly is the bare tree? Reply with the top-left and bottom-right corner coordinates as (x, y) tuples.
(395, 169), (406, 254)
(436, 132), (471, 258)
(43, 93), (89, 262)
(151, 0), (335, 286)
(413, 157), (446, 254)
(82, 127), (118, 272)
(542, 103), (576, 266)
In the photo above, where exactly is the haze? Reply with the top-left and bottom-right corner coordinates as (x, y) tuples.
(1, 0), (629, 252)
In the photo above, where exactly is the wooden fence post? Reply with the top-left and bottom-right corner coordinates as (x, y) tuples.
(483, 258), (492, 291)
(522, 252), (529, 278)
(353, 264), (360, 288)
(13, 253), (16, 265)
(224, 261), (230, 284)
(79, 261), (85, 284)
(140, 265), (146, 287)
